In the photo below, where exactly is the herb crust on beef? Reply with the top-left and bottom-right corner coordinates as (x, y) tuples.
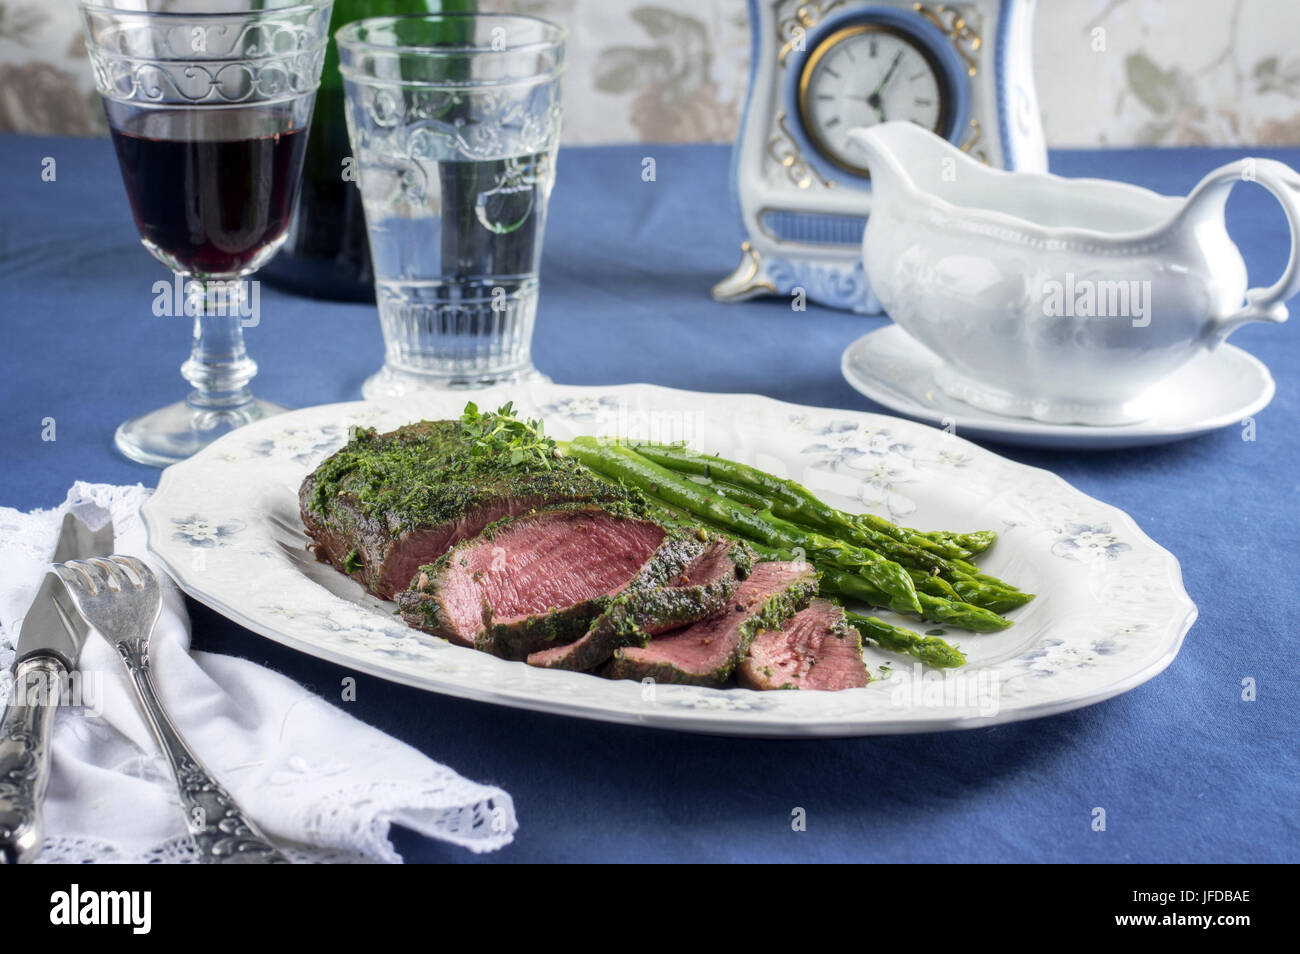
(300, 420), (642, 599)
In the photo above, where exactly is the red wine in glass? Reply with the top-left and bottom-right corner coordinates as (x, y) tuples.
(108, 109), (309, 276)
(79, 0), (333, 468)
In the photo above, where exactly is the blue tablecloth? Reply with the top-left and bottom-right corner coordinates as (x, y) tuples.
(1, 134), (1296, 863)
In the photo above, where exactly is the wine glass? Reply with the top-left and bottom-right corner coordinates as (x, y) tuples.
(79, 0), (334, 466)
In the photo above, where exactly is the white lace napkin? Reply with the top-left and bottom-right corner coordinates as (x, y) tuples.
(0, 482), (516, 863)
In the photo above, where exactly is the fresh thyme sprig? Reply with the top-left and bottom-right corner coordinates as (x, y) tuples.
(459, 401), (560, 469)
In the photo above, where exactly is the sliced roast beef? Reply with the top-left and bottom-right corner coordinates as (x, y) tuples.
(527, 536), (755, 672)
(300, 420), (638, 599)
(738, 599), (872, 691)
(603, 560), (817, 687)
(396, 506), (703, 660)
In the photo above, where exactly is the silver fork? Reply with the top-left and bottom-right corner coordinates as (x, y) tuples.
(55, 557), (289, 864)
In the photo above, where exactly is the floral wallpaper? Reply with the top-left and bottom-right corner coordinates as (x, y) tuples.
(0, 2), (103, 135)
(5, 0), (1300, 146)
(1035, 0), (1300, 147)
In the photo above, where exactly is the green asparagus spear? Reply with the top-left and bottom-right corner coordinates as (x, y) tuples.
(912, 571), (962, 601)
(920, 529), (996, 556)
(844, 611), (966, 669)
(630, 441), (861, 533)
(629, 442), (1029, 601)
(817, 566), (1012, 632)
(949, 579), (1035, 613)
(701, 476), (1031, 610)
(683, 474), (774, 512)
(681, 470), (964, 582)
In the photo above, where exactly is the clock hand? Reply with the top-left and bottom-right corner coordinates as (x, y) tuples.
(872, 50), (904, 98)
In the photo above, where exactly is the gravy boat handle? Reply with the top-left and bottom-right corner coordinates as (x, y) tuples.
(1183, 157), (1300, 344)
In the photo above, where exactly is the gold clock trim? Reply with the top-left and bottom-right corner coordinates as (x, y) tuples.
(712, 242), (777, 300)
(959, 117), (989, 164)
(777, 1), (846, 66)
(913, 3), (982, 78)
(796, 22), (953, 179)
(769, 110), (836, 190)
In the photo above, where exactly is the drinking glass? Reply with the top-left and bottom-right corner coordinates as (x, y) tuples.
(79, 0), (334, 466)
(337, 13), (566, 395)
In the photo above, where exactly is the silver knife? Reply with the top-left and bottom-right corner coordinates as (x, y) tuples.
(0, 513), (114, 863)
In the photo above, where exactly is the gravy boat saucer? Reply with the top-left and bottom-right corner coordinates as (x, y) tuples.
(842, 324), (1275, 450)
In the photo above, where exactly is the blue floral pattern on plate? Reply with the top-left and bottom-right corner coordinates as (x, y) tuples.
(1052, 523), (1133, 561)
(246, 424), (347, 467)
(171, 515), (245, 548)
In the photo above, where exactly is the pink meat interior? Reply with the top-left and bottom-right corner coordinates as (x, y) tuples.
(745, 599), (868, 690)
(670, 540), (734, 588)
(438, 512), (664, 632)
(379, 496), (544, 599)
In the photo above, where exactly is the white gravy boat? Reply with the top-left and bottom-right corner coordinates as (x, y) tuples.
(851, 122), (1300, 425)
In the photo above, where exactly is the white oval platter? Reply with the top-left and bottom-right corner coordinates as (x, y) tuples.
(142, 382), (1197, 737)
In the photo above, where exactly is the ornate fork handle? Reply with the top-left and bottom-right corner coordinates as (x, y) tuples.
(116, 639), (289, 864)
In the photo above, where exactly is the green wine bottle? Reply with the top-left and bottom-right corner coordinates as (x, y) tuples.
(263, 0), (477, 302)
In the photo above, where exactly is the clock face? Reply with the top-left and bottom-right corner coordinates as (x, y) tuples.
(797, 23), (951, 176)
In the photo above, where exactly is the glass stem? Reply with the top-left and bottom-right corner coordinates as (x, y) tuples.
(178, 275), (259, 411)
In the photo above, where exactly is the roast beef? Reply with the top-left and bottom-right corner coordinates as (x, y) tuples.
(527, 535), (755, 672)
(396, 506), (703, 660)
(603, 560), (818, 687)
(737, 599), (872, 691)
(300, 420), (638, 600)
